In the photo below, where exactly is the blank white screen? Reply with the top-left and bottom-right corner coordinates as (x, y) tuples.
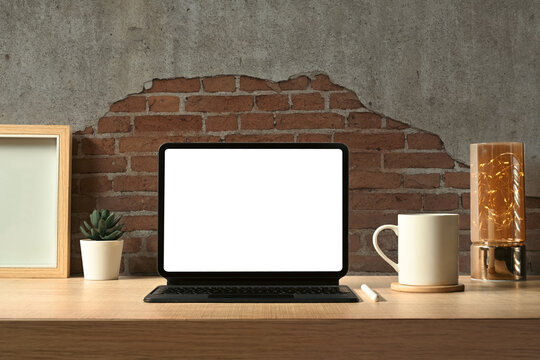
(163, 148), (343, 272)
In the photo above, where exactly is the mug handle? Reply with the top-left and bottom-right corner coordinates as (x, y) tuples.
(372, 225), (399, 272)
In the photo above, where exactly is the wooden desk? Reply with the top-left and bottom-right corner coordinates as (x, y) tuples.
(1, 276), (539, 359)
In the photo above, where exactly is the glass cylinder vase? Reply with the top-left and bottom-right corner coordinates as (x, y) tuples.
(470, 142), (526, 281)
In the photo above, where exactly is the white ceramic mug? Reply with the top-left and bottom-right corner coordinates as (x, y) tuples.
(372, 214), (459, 286)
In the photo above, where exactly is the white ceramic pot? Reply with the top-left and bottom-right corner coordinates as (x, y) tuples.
(80, 239), (124, 280)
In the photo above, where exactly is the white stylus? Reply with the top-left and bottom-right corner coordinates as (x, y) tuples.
(360, 284), (379, 302)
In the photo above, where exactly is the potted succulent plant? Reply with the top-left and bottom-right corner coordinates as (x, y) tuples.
(80, 209), (125, 280)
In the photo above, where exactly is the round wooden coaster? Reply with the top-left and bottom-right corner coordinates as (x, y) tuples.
(391, 282), (465, 293)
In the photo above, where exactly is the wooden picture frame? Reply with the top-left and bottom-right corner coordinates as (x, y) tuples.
(0, 125), (71, 277)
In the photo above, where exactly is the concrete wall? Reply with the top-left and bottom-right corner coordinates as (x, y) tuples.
(0, 0), (538, 195)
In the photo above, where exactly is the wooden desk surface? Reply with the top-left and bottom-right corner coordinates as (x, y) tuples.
(1, 275), (540, 320)
(2, 276), (540, 359)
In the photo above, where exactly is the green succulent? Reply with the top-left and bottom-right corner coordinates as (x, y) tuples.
(80, 209), (124, 240)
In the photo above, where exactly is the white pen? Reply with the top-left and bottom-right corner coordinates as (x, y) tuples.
(360, 284), (379, 302)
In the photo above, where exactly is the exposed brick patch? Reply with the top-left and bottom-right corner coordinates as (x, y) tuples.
(256, 94), (289, 111)
(113, 175), (157, 192)
(202, 75), (236, 92)
(98, 116), (131, 133)
(384, 153), (454, 168)
(68, 72), (540, 276)
(329, 92), (364, 109)
(311, 74), (344, 91)
(148, 96), (180, 112)
(276, 113), (344, 129)
(206, 114), (238, 132)
(110, 96), (146, 112)
(297, 133), (332, 142)
(134, 115), (202, 133)
(185, 95), (253, 113)
(119, 136), (186, 153)
(291, 93), (324, 110)
(131, 156), (158, 172)
(444, 172), (470, 188)
(81, 138), (115, 155)
(278, 76), (309, 90)
(240, 113), (274, 130)
(146, 78), (200, 93)
(424, 193), (460, 211)
(408, 133), (442, 149)
(347, 112), (381, 128)
(350, 171), (401, 189)
(404, 174), (440, 189)
(239, 76), (274, 92)
(335, 132), (404, 150)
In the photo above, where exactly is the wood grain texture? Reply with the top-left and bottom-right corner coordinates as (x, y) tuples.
(390, 282), (465, 293)
(1, 276), (540, 320)
(0, 124), (71, 278)
(1, 319), (539, 359)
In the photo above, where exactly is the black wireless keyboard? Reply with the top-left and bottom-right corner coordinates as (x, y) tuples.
(144, 285), (360, 303)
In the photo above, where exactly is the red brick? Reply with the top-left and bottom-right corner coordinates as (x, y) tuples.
(131, 156), (158, 172)
(206, 114), (238, 132)
(350, 171), (401, 189)
(462, 193), (470, 209)
(146, 235), (158, 252)
(278, 76), (309, 90)
(444, 172), (470, 188)
(459, 254), (471, 274)
(349, 212), (397, 229)
(185, 95), (253, 113)
(291, 93), (324, 110)
(79, 176), (113, 193)
(134, 115), (202, 133)
(349, 152), (381, 169)
(203, 76), (236, 92)
(526, 213), (540, 230)
(70, 257), (82, 275)
(187, 135), (222, 143)
(256, 94), (289, 111)
(71, 195), (96, 213)
(311, 74), (343, 91)
(72, 139), (80, 156)
(113, 175), (157, 192)
(403, 173), (440, 188)
(329, 92), (363, 109)
(348, 112), (382, 128)
(460, 213), (470, 230)
(146, 78), (200, 93)
(129, 256), (157, 274)
(74, 126), (94, 135)
(368, 229), (399, 251)
(349, 233), (363, 253)
(119, 136), (186, 153)
(408, 133), (442, 149)
(123, 215), (158, 231)
(276, 113), (344, 129)
(386, 118), (409, 129)
(148, 96), (180, 112)
(349, 255), (397, 273)
(384, 153), (455, 169)
(122, 238), (142, 253)
(351, 192), (422, 210)
(239, 76), (274, 91)
(297, 133), (332, 142)
(98, 116), (131, 133)
(423, 193), (459, 211)
(457, 161), (469, 169)
(459, 233), (471, 251)
(81, 138), (115, 155)
(97, 195), (158, 211)
(73, 157), (127, 174)
(334, 132), (404, 150)
(241, 113), (274, 130)
(225, 134), (295, 143)
(110, 96), (146, 112)
(527, 197), (540, 209)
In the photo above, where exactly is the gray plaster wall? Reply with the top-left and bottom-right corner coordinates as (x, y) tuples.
(1, 0), (539, 195)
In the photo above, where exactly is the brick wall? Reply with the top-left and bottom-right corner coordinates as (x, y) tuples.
(71, 73), (540, 275)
